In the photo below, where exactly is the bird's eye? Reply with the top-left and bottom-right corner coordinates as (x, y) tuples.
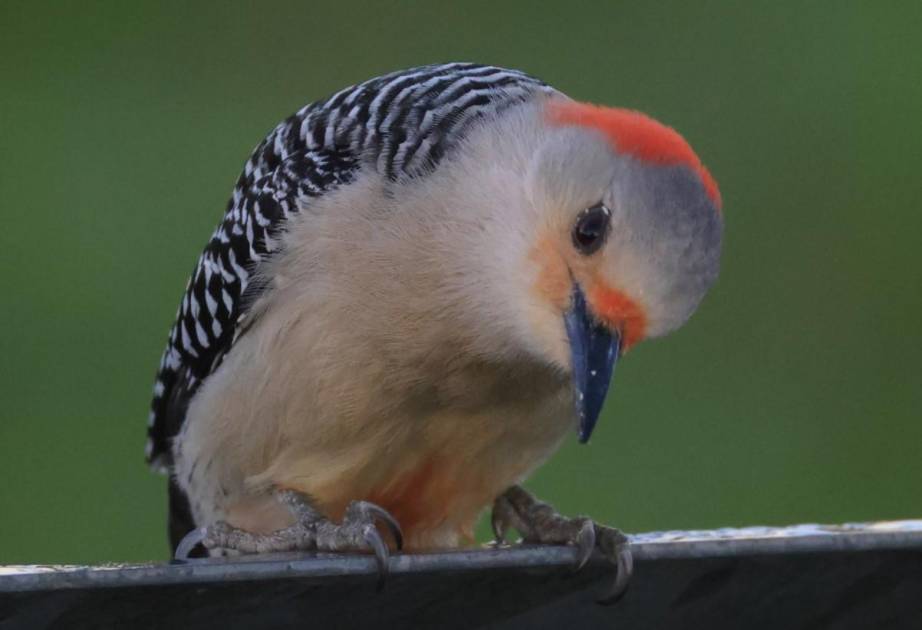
(572, 203), (611, 255)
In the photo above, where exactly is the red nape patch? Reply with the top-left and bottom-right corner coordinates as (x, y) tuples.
(547, 100), (722, 210)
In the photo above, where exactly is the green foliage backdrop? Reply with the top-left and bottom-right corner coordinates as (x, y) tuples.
(1, 1), (920, 564)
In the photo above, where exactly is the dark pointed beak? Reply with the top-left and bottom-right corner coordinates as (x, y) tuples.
(564, 284), (622, 444)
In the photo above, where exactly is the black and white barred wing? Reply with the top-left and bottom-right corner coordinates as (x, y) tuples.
(145, 146), (357, 469)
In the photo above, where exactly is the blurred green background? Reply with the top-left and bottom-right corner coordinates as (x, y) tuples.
(1, 1), (920, 565)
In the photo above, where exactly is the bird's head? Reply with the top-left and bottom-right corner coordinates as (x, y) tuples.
(515, 99), (723, 442)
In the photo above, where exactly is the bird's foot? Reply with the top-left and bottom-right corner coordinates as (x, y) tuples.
(491, 485), (632, 604)
(175, 491), (402, 589)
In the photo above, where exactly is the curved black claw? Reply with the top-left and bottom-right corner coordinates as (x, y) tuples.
(363, 524), (390, 592)
(174, 527), (207, 561)
(492, 486), (633, 605)
(573, 519), (596, 572)
(597, 544), (633, 605)
(365, 503), (404, 551)
(491, 495), (512, 545)
(491, 516), (505, 545)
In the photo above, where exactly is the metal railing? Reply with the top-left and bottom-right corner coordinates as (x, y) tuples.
(3, 520), (921, 629)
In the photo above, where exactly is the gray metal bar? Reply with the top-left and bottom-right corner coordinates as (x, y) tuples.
(2, 520), (921, 629)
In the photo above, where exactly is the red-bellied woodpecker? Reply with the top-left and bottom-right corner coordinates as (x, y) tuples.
(147, 63), (722, 601)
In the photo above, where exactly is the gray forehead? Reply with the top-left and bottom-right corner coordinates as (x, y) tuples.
(610, 157), (718, 234)
(609, 156), (723, 283)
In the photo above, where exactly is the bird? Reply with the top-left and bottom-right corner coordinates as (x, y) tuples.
(146, 62), (722, 602)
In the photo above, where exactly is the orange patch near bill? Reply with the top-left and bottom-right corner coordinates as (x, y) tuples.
(530, 231), (648, 350)
(529, 234), (571, 309)
(588, 283), (647, 350)
(547, 100), (722, 210)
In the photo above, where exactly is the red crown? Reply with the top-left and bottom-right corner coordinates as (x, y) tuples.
(548, 100), (722, 210)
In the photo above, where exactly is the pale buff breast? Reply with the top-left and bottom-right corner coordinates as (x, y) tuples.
(175, 297), (574, 548)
